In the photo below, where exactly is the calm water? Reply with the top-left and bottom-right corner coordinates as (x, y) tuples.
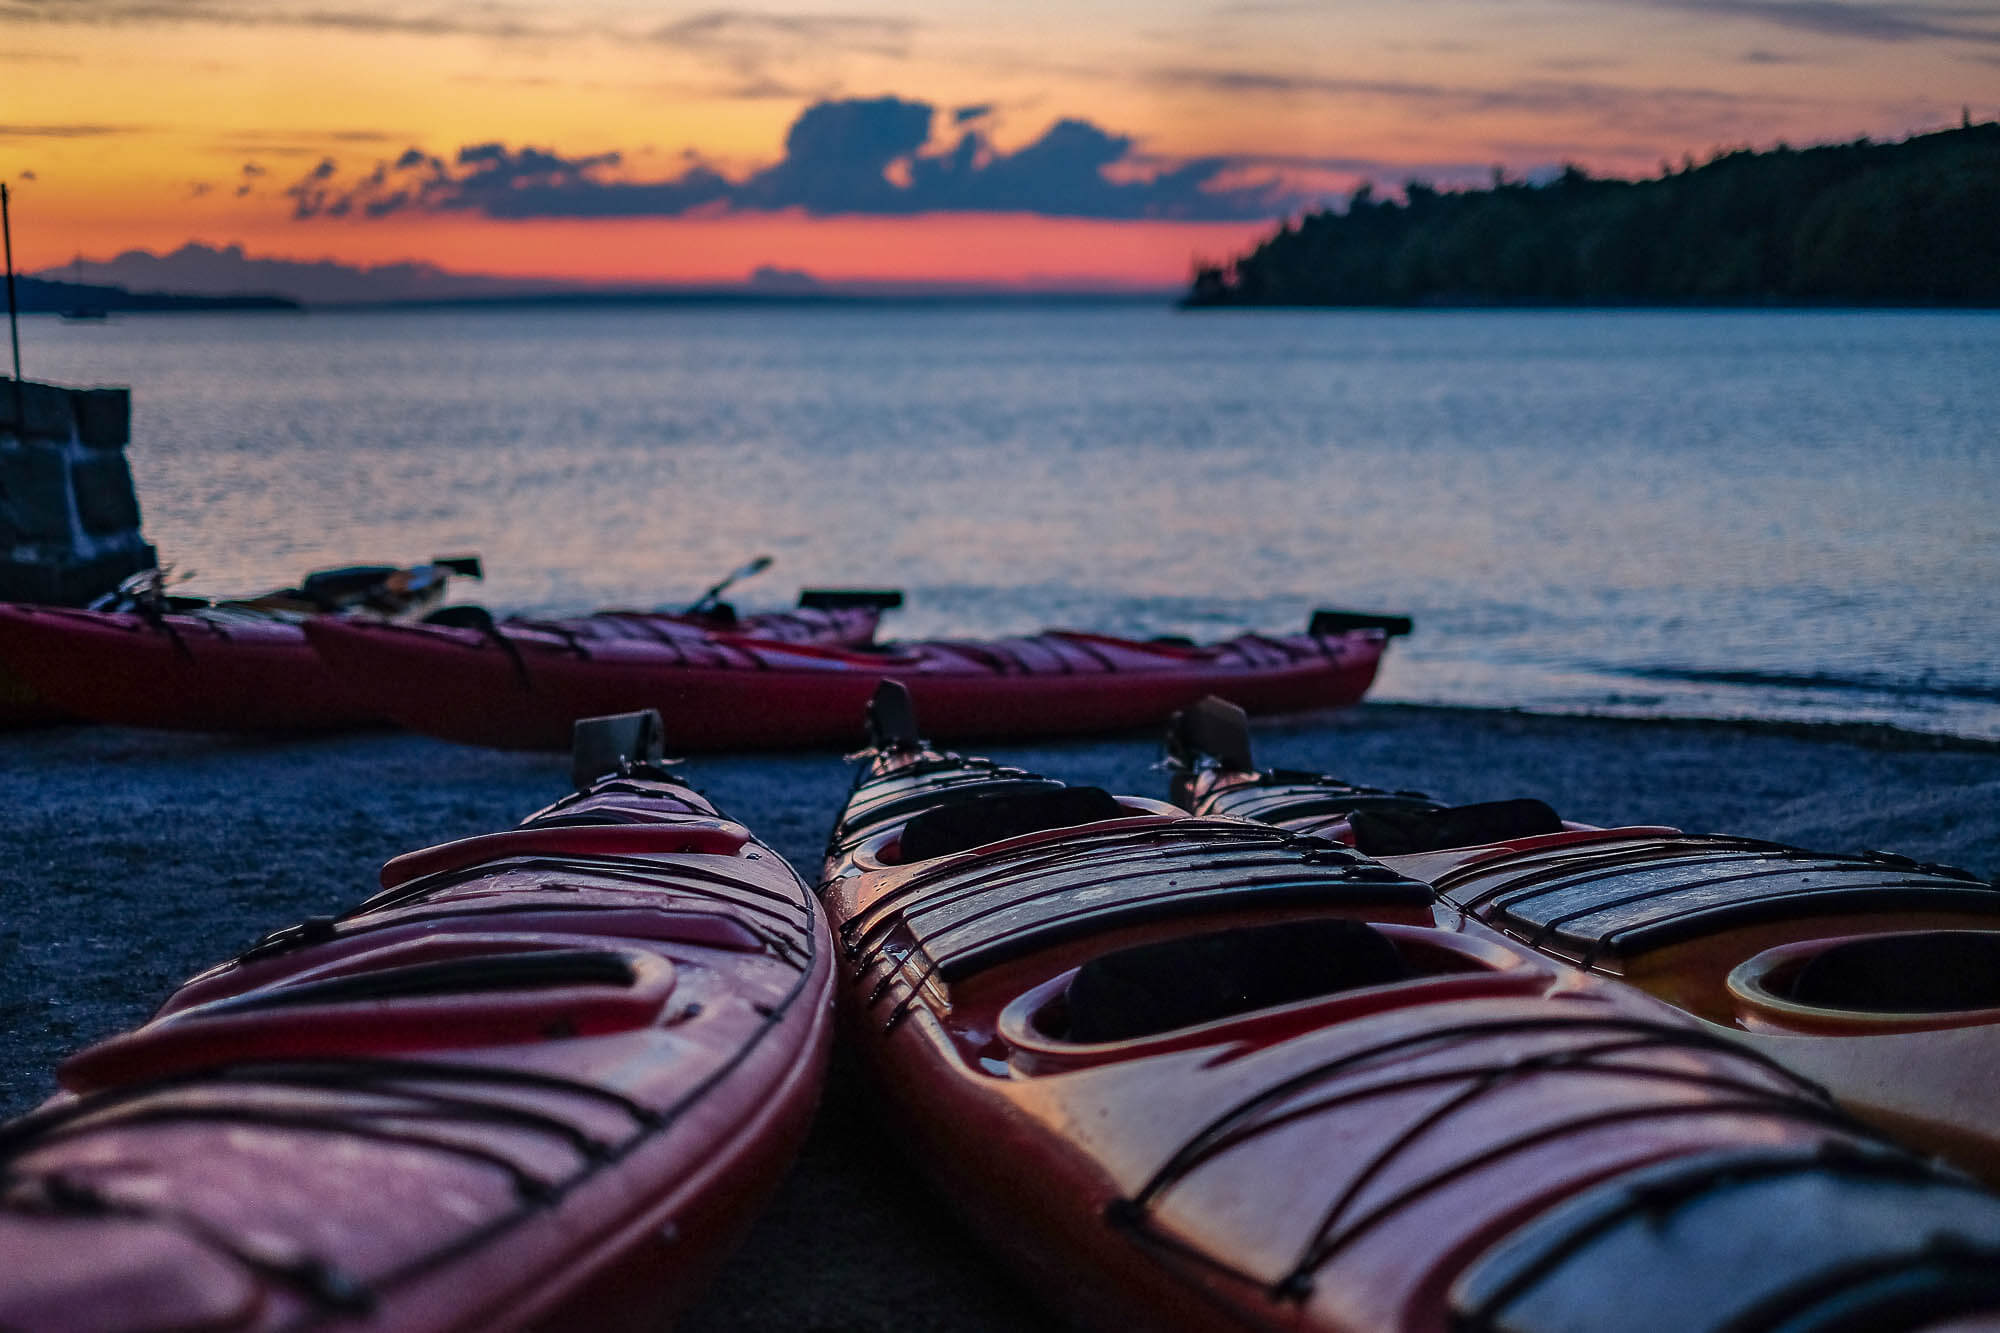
(23, 305), (2000, 738)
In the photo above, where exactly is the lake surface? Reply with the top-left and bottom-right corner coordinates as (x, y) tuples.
(23, 305), (2000, 738)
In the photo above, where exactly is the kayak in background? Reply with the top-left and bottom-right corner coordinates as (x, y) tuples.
(418, 554), (899, 651)
(1165, 694), (2000, 1187)
(0, 710), (834, 1332)
(304, 608), (1407, 753)
(0, 661), (65, 730)
(0, 557), (898, 734)
(423, 585), (899, 653)
(816, 683), (2000, 1333)
(0, 555), (483, 733)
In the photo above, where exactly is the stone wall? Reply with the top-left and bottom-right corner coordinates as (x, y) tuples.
(0, 378), (156, 605)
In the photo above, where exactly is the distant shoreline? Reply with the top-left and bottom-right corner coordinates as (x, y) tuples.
(24, 294), (2000, 315)
(16, 276), (1180, 315)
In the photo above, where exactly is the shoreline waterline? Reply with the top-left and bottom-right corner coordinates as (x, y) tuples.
(20, 304), (1998, 742)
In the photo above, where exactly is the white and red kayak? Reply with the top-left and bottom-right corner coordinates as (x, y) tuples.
(0, 712), (835, 1331)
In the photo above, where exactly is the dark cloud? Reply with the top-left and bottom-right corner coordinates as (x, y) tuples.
(213, 142), (332, 158)
(1145, 64), (1810, 140)
(283, 154), (343, 217)
(708, 74), (821, 99)
(1150, 64), (1795, 113)
(954, 104), (993, 123)
(646, 10), (915, 99)
(18, 169), (35, 179)
(1150, 66), (1435, 98)
(649, 9), (914, 54)
(448, 72), (558, 88)
(214, 127), (406, 152)
(1204, 1), (1316, 15)
(1536, 55), (1626, 71)
(1742, 47), (1798, 60)
(0, 122), (138, 137)
(1638, 0), (2000, 44)
(0, 1), (564, 38)
(740, 97), (933, 211)
(207, 128), (408, 161)
(1230, 150), (1508, 177)
(285, 96), (1305, 223)
(225, 127), (404, 144)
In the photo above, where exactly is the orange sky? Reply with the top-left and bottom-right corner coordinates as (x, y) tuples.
(4, 0), (1996, 284)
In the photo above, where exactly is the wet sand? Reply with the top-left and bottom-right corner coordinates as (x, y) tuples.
(3, 705), (1996, 1329)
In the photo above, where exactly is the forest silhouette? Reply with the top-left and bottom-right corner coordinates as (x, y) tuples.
(1185, 122), (2000, 307)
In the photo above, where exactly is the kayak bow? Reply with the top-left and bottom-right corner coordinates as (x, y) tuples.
(0, 710), (835, 1331)
(817, 685), (2000, 1332)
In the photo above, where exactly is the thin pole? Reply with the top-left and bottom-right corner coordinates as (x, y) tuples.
(2, 183), (20, 413)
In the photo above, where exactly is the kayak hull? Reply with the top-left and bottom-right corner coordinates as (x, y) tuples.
(0, 600), (886, 735)
(0, 603), (375, 732)
(0, 769), (834, 1332)
(304, 618), (1390, 752)
(0, 658), (68, 729)
(819, 741), (2000, 1332)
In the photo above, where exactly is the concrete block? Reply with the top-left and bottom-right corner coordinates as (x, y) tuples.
(0, 380), (78, 441)
(0, 442), (74, 541)
(72, 389), (131, 447)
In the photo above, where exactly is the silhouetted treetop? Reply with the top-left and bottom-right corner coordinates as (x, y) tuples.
(1184, 123), (2000, 307)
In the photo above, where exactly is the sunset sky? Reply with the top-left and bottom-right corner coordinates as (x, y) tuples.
(4, 0), (1996, 286)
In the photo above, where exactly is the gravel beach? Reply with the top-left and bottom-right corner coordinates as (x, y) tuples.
(4, 705), (1997, 1330)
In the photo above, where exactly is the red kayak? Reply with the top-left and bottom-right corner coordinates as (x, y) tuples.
(0, 586), (892, 735)
(0, 711), (833, 1332)
(816, 684), (2000, 1332)
(0, 557), (481, 732)
(0, 663), (65, 729)
(1165, 695), (2000, 1187)
(304, 609), (1402, 752)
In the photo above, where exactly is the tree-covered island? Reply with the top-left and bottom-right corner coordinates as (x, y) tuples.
(1185, 121), (2000, 308)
